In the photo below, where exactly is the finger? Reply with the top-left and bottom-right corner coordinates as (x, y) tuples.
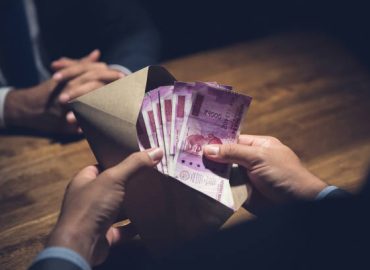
(66, 111), (77, 124)
(238, 134), (261, 146)
(52, 64), (88, 81)
(203, 143), (259, 168)
(238, 134), (281, 147)
(51, 57), (77, 70)
(51, 50), (100, 70)
(63, 118), (82, 134)
(70, 165), (100, 190)
(52, 62), (107, 82)
(102, 148), (163, 185)
(65, 69), (123, 87)
(59, 80), (104, 103)
(107, 222), (138, 246)
(81, 49), (100, 63)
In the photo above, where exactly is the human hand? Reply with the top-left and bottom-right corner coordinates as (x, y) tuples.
(51, 49), (101, 70)
(3, 79), (80, 134)
(51, 49), (125, 105)
(203, 135), (327, 204)
(4, 50), (125, 134)
(46, 148), (163, 266)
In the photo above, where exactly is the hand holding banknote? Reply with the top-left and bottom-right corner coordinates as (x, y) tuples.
(203, 134), (328, 203)
(137, 82), (252, 209)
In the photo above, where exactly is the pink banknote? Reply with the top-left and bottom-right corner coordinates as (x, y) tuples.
(170, 82), (195, 175)
(171, 82), (231, 169)
(174, 84), (252, 208)
(136, 112), (151, 151)
(200, 82), (233, 90)
(148, 89), (168, 174)
(159, 85), (174, 175)
(140, 94), (164, 172)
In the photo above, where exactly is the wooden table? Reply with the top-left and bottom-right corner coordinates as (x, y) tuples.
(1, 33), (370, 270)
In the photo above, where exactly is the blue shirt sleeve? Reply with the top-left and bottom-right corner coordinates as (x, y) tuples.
(315, 185), (339, 200)
(30, 247), (91, 270)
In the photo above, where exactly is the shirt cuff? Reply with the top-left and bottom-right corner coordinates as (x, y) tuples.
(315, 185), (339, 200)
(30, 247), (91, 270)
(108, 64), (132, 75)
(0, 87), (13, 128)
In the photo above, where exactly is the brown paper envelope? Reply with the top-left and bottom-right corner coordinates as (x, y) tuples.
(70, 66), (245, 256)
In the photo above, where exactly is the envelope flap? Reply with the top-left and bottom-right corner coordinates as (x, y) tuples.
(73, 66), (175, 125)
(70, 66), (176, 153)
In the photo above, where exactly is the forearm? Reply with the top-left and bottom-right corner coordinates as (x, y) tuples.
(2, 87), (40, 128)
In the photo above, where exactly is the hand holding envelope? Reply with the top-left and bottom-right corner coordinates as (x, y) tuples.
(71, 66), (252, 256)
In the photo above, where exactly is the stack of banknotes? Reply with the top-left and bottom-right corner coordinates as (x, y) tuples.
(137, 82), (252, 209)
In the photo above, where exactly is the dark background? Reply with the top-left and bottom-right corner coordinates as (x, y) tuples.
(141, 0), (370, 64)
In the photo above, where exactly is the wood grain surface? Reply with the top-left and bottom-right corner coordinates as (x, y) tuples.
(1, 32), (370, 269)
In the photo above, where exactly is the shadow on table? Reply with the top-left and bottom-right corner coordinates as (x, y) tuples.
(0, 129), (84, 144)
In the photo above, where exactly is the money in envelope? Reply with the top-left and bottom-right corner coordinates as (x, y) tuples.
(138, 81), (252, 210)
(70, 66), (252, 256)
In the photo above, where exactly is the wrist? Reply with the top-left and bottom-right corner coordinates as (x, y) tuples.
(294, 169), (327, 200)
(3, 90), (24, 128)
(3, 80), (58, 129)
(47, 223), (98, 265)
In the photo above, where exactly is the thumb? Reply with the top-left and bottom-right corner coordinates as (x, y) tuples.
(68, 165), (100, 191)
(101, 148), (163, 185)
(82, 49), (101, 62)
(203, 143), (260, 169)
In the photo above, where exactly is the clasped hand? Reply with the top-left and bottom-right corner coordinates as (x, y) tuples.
(4, 49), (124, 134)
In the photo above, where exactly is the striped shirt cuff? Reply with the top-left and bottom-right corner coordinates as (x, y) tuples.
(109, 64), (132, 75)
(0, 87), (13, 128)
(30, 247), (91, 270)
(315, 185), (339, 200)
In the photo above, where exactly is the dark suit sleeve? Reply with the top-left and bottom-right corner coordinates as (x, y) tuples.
(89, 0), (161, 72)
(158, 180), (369, 270)
(29, 258), (83, 270)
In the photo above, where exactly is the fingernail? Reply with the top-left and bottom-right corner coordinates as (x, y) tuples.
(118, 72), (125, 78)
(203, 145), (220, 156)
(66, 112), (76, 123)
(148, 148), (163, 162)
(53, 72), (63, 80)
(59, 93), (70, 103)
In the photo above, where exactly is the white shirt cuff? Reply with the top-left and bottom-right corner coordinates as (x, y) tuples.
(0, 87), (13, 128)
(30, 247), (91, 270)
(315, 185), (339, 200)
(108, 64), (132, 75)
